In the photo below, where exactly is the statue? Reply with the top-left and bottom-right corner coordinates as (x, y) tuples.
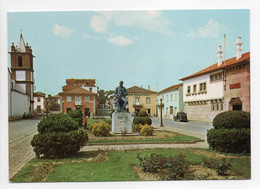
(114, 81), (128, 112)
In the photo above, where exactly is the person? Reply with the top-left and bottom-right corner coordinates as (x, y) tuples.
(84, 115), (88, 130)
(114, 81), (128, 112)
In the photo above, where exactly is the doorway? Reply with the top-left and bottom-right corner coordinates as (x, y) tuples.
(229, 97), (242, 111)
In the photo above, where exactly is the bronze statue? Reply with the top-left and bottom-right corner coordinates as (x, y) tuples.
(114, 81), (128, 112)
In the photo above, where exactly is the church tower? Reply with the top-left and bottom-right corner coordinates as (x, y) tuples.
(9, 32), (35, 113)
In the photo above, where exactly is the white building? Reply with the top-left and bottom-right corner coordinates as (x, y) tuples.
(34, 92), (46, 113)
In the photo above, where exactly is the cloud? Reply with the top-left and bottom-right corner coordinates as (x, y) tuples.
(90, 11), (173, 35)
(82, 34), (92, 39)
(53, 24), (73, 37)
(107, 35), (134, 46)
(187, 20), (224, 38)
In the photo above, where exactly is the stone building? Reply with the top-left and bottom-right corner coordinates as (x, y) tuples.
(180, 37), (250, 122)
(157, 83), (184, 119)
(126, 86), (157, 116)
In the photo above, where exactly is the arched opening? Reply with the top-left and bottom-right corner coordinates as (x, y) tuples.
(229, 97), (242, 111)
(18, 56), (23, 67)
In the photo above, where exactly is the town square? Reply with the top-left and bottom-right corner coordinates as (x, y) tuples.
(1, 1), (260, 189)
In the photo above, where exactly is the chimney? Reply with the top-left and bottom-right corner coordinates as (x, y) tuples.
(148, 85), (150, 90)
(236, 37), (243, 60)
(217, 46), (223, 66)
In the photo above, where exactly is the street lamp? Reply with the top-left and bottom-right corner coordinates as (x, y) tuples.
(160, 97), (163, 127)
(45, 94), (49, 117)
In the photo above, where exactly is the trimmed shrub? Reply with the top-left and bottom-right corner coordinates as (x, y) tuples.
(202, 158), (232, 176)
(90, 121), (111, 137)
(104, 118), (112, 125)
(207, 128), (250, 153)
(37, 113), (78, 134)
(67, 110), (83, 127)
(213, 111), (250, 129)
(31, 130), (88, 159)
(140, 124), (153, 136)
(132, 124), (143, 132)
(137, 111), (148, 117)
(133, 117), (152, 125)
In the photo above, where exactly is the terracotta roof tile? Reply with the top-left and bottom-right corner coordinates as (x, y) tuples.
(158, 83), (183, 94)
(59, 87), (96, 95)
(180, 52), (250, 81)
(127, 86), (157, 93)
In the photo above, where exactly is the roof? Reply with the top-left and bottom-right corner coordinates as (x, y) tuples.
(127, 86), (157, 94)
(158, 83), (183, 94)
(17, 33), (26, 52)
(34, 91), (46, 97)
(180, 52), (250, 81)
(59, 87), (96, 95)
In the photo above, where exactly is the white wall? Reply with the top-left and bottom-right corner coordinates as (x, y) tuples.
(183, 73), (224, 102)
(11, 91), (30, 116)
(34, 96), (45, 110)
(16, 83), (26, 93)
(16, 70), (25, 81)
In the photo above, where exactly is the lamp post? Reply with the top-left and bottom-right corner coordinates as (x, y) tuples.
(45, 95), (49, 117)
(160, 98), (163, 127)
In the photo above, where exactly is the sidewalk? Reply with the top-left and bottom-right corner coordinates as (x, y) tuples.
(80, 123), (209, 152)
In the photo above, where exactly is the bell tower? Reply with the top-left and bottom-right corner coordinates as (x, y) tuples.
(9, 31), (35, 113)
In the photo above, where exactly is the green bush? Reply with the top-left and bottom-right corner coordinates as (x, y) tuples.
(140, 124), (153, 136)
(202, 158), (232, 176)
(37, 113), (78, 134)
(137, 111), (148, 117)
(132, 124), (143, 132)
(31, 130), (88, 159)
(67, 110), (83, 127)
(104, 118), (112, 125)
(213, 111), (250, 129)
(133, 117), (152, 125)
(207, 128), (250, 153)
(90, 121), (111, 137)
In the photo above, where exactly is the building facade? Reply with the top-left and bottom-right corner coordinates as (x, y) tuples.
(33, 92), (46, 113)
(180, 37), (250, 122)
(9, 33), (35, 113)
(126, 86), (157, 116)
(157, 83), (184, 119)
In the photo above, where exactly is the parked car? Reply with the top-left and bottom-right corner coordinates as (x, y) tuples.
(174, 112), (188, 122)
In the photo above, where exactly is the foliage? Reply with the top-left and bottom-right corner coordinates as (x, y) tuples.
(213, 111), (250, 129)
(137, 111), (149, 117)
(207, 128), (250, 153)
(90, 121), (111, 137)
(133, 117), (152, 125)
(132, 124), (143, 132)
(137, 153), (190, 180)
(37, 113), (78, 134)
(31, 130), (88, 159)
(202, 158), (232, 176)
(103, 118), (112, 125)
(67, 110), (83, 127)
(140, 124), (154, 136)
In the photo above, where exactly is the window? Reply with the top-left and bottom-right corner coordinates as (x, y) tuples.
(18, 56), (22, 67)
(67, 96), (72, 102)
(171, 94), (173, 101)
(135, 97), (140, 103)
(212, 103), (215, 111)
(85, 96), (90, 102)
(146, 97), (151, 104)
(75, 96), (81, 102)
(166, 95), (168, 102)
(200, 83), (206, 91)
(210, 72), (223, 82)
(66, 108), (72, 113)
(170, 106), (173, 114)
(193, 85), (196, 93)
(37, 97), (41, 102)
(175, 93), (177, 101)
(187, 86), (191, 94)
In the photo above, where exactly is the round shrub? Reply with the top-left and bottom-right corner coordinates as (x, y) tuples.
(140, 124), (154, 136)
(213, 111), (250, 129)
(31, 130), (88, 158)
(132, 124), (143, 132)
(37, 113), (78, 134)
(91, 121), (111, 137)
(137, 111), (148, 117)
(133, 117), (152, 125)
(67, 110), (83, 127)
(207, 128), (250, 153)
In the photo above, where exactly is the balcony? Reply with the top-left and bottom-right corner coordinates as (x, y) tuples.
(133, 102), (142, 107)
(75, 101), (82, 106)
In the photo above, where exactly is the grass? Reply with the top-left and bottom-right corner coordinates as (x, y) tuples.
(11, 148), (250, 182)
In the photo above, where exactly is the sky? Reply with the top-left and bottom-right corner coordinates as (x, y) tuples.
(8, 10), (250, 95)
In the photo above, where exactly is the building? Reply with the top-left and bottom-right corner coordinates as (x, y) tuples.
(59, 79), (98, 116)
(126, 86), (157, 116)
(33, 91), (46, 113)
(9, 33), (35, 113)
(8, 69), (30, 118)
(180, 37), (250, 122)
(106, 93), (115, 111)
(157, 83), (184, 119)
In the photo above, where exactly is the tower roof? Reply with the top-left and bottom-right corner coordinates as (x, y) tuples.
(17, 33), (26, 52)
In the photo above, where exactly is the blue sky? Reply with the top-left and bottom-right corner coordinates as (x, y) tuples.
(8, 10), (250, 95)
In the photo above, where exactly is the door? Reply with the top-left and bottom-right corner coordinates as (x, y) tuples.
(84, 108), (90, 117)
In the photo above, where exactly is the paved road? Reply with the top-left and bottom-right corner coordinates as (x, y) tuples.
(9, 116), (43, 179)
(152, 117), (213, 140)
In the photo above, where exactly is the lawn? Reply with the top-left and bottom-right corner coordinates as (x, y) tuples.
(11, 148), (250, 182)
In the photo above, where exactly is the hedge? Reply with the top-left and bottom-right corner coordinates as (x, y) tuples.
(67, 110), (83, 127)
(137, 111), (149, 117)
(133, 117), (152, 125)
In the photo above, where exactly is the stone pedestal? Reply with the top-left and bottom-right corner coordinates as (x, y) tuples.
(112, 112), (132, 134)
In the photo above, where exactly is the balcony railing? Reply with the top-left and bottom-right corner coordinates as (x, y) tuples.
(75, 101), (82, 106)
(133, 102), (142, 107)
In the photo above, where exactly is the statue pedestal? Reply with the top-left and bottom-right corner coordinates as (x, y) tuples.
(112, 112), (132, 134)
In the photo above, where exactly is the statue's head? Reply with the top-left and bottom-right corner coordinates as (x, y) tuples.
(119, 81), (123, 86)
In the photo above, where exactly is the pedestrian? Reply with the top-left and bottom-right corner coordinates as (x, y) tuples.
(84, 116), (88, 130)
